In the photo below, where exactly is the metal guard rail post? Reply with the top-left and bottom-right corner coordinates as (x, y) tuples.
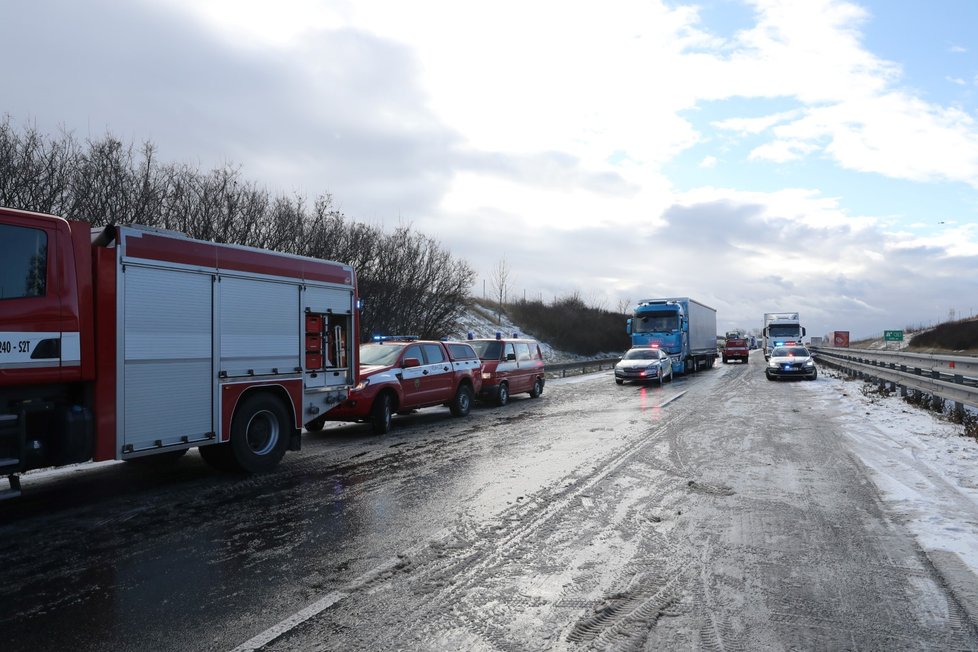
(811, 346), (978, 411)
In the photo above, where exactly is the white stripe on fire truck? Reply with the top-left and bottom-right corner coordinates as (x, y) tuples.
(0, 331), (81, 366)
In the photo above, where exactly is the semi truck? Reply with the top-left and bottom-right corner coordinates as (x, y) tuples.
(0, 206), (359, 497)
(762, 312), (806, 359)
(626, 297), (718, 375)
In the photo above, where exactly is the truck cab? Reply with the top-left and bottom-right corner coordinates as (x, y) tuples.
(0, 210), (95, 481)
(627, 297), (717, 374)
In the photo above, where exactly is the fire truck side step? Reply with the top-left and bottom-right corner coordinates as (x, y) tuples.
(0, 413), (24, 474)
(1, 474), (22, 500)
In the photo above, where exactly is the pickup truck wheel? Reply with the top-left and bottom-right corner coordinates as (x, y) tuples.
(371, 393), (393, 434)
(496, 383), (509, 407)
(229, 393), (290, 473)
(450, 384), (473, 417)
(529, 378), (543, 398)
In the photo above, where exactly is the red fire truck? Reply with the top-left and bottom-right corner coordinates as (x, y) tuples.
(0, 206), (359, 495)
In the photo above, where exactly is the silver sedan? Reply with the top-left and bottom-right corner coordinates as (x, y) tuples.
(614, 347), (674, 385)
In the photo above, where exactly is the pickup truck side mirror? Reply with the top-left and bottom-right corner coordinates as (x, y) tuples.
(402, 357), (421, 368)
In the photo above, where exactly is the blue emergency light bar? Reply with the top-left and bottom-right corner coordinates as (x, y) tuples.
(372, 335), (419, 343)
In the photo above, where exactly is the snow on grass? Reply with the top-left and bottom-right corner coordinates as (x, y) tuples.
(800, 370), (978, 578)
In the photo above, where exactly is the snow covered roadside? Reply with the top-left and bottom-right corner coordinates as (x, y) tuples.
(799, 369), (978, 597)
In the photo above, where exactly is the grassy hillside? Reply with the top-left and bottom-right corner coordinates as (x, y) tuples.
(501, 297), (631, 356)
(907, 318), (978, 354)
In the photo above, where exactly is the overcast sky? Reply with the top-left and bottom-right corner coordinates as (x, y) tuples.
(4, 0), (978, 339)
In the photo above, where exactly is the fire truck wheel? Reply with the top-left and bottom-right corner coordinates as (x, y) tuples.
(496, 383), (509, 407)
(529, 378), (543, 398)
(450, 384), (473, 417)
(304, 416), (326, 432)
(229, 393), (290, 473)
(371, 393), (393, 435)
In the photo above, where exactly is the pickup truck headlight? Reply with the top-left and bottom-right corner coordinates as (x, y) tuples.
(354, 378), (370, 391)
(482, 371), (493, 380)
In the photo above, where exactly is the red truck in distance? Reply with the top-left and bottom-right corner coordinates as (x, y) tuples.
(0, 207), (359, 496)
(722, 332), (750, 364)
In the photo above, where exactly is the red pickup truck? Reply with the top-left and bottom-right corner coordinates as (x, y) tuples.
(722, 336), (750, 364)
(317, 338), (482, 434)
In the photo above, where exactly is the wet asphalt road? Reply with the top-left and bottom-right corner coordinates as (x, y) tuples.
(2, 352), (977, 651)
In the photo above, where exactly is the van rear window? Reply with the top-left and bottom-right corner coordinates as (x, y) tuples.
(446, 343), (478, 360)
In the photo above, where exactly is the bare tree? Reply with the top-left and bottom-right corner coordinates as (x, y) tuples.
(488, 258), (512, 323)
(0, 121), (477, 341)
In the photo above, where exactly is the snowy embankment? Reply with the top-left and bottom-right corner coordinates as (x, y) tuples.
(796, 369), (978, 611)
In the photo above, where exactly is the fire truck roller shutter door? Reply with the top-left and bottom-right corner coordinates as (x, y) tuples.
(122, 265), (213, 453)
(220, 277), (300, 377)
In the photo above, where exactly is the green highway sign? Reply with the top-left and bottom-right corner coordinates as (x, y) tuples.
(883, 330), (904, 342)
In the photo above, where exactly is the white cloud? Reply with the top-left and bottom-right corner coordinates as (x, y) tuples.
(749, 139), (818, 162)
(3, 0), (978, 339)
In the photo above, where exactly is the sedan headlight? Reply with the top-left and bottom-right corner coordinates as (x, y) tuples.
(767, 360), (778, 369)
(803, 360), (815, 368)
(354, 378), (370, 391)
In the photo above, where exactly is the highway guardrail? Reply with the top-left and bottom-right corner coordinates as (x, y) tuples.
(547, 358), (620, 378)
(811, 346), (978, 412)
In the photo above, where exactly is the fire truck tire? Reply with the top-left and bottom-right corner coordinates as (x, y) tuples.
(304, 416), (326, 432)
(450, 384), (473, 417)
(229, 393), (289, 473)
(496, 383), (509, 407)
(529, 378), (543, 398)
(371, 393), (394, 435)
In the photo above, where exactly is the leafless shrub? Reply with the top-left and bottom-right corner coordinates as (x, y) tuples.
(962, 412), (978, 440)
(507, 294), (630, 355)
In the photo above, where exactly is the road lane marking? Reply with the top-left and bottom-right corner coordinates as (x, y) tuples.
(228, 557), (403, 652)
